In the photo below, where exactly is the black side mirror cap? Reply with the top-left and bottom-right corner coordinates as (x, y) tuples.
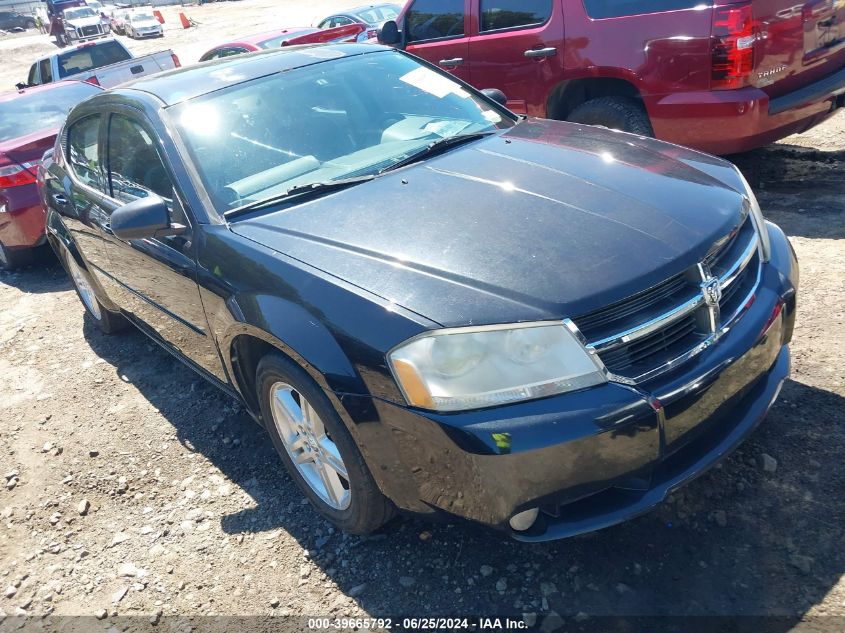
(111, 194), (185, 240)
(377, 20), (401, 46)
(481, 88), (508, 108)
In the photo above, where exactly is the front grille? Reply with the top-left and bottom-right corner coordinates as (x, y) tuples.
(572, 212), (760, 382)
(81, 25), (101, 36)
(599, 315), (701, 374)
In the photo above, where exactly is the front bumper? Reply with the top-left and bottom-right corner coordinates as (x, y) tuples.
(346, 223), (798, 541)
(647, 70), (845, 154)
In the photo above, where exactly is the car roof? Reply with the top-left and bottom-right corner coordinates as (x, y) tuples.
(121, 43), (390, 106)
(0, 80), (99, 104)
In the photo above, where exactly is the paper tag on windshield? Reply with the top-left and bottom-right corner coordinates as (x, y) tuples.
(400, 67), (469, 100)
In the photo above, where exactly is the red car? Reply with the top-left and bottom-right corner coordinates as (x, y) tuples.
(0, 81), (101, 269)
(198, 24), (366, 61)
(379, 0), (845, 155)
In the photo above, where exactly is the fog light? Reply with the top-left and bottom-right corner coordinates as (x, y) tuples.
(509, 508), (539, 532)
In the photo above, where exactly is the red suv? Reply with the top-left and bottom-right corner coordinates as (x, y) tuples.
(379, 0), (845, 154)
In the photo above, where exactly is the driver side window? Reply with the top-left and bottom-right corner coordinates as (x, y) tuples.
(406, 0), (465, 42)
(106, 114), (187, 229)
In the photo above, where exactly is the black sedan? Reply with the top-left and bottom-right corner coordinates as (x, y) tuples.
(40, 44), (798, 541)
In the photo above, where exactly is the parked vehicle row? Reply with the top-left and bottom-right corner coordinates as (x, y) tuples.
(316, 3), (401, 42)
(199, 23), (367, 61)
(37, 44), (798, 541)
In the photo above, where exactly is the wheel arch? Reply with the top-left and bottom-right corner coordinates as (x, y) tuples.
(220, 294), (367, 426)
(547, 73), (647, 121)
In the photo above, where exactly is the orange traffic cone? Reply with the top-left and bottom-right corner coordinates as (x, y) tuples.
(179, 13), (191, 29)
(153, 10), (164, 24)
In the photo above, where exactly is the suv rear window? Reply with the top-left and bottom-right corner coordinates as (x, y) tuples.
(582, 0), (702, 19)
(406, 0), (464, 42)
(480, 0), (552, 32)
(57, 40), (131, 79)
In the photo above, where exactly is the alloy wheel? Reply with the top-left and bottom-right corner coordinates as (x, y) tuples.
(269, 382), (351, 510)
(66, 256), (102, 320)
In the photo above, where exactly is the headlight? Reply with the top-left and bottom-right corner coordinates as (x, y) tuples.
(736, 169), (771, 262)
(388, 322), (607, 412)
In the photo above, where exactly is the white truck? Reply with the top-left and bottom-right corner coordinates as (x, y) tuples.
(19, 39), (180, 89)
(52, 5), (109, 46)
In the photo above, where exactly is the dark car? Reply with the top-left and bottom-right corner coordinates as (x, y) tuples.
(378, 0), (845, 155)
(0, 10), (36, 31)
(39, 44), (798, 541)
(0, 81), (102, 269)
(318, 3), (401, 41)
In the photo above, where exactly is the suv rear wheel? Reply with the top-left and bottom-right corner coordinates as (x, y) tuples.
(568, 96), (654, 137)
(257, 352), (394, 534)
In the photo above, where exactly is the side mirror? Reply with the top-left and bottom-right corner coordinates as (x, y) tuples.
(481, 88), (508, 108)
(377, 20), (401, 46)
(111, 194), (185, 240)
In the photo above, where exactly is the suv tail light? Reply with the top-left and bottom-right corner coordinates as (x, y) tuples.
(171, 53), (181, 68)
(0, 160), (40, 188)
(84, 75), (100, 86)
(711, 2), (756, 90)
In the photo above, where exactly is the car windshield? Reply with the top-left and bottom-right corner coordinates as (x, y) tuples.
(64, 7), (97, 19)
(57, 40), (131, 78)
(354, 4), (400, 24)
(0, 83), (100, 143)
(171, 50), (515, 213)
(131, 13), (154, 22)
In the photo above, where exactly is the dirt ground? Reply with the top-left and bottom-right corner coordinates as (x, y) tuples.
(1, 1), (845, 630)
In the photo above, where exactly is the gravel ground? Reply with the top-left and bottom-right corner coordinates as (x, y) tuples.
(1, 1), (845, 630)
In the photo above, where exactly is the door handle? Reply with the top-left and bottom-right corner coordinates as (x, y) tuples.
(439, 57), (464, 68)
(51, 193), (68, 205)
(524, 47), (557, 59)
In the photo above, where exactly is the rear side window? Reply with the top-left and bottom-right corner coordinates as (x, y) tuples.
(56, 40), (131, 79)
(38, 59), (53, 83)
(582, 0), (703, 19)
(480, 0), (552, 32)
(106, 114), (175, 205)
(406, 0), (465, 42)
(67, 115), (104, 191)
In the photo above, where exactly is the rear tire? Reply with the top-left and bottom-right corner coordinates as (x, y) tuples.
(257, 352), (394, 535)
(61, 247), (128, 335)
(568, 96), (654, 137)
(0, 243), (33, 271)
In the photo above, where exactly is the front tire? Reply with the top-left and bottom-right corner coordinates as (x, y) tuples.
(568, 96), (654, 137)
(257, 352), (394, 534)
(61, 248), (128, 334)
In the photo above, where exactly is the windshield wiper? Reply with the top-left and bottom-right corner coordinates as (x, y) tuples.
(380, 132), (495, 174)
(224, 175), (375, 219)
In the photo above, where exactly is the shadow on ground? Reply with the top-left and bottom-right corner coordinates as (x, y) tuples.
(732, 145), (845, 240)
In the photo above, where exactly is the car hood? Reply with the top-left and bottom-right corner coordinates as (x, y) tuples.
(66, 16), (102, 27)
(131, 18), (158, 27)
(231, 119), (749, 327)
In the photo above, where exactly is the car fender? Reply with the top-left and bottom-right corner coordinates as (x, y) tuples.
(221, 293), (361, 398)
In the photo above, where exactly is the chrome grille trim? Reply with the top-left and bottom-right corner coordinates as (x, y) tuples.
(573, 226), (762, 384)
(590, 234), (758, 354)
